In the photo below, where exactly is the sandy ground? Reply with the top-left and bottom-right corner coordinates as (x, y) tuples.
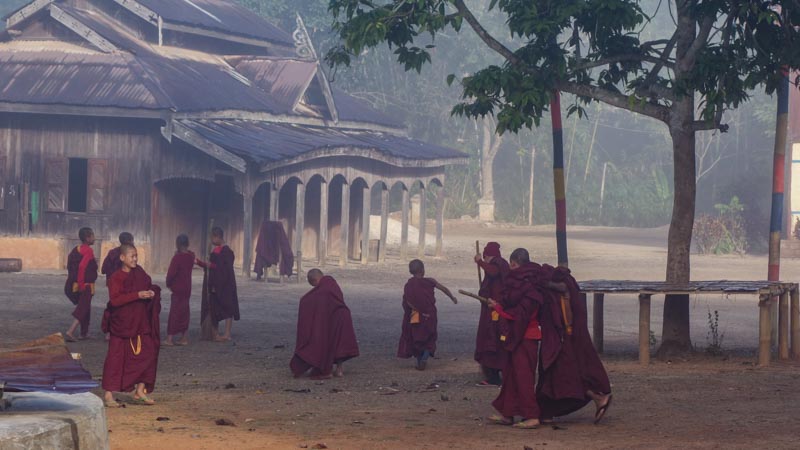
(2, 221), (800, 449)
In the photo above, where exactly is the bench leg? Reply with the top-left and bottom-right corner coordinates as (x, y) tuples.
(593, 293), (604, 354)
(759, 296), (772, 367)
(791, 287), (800, 361)
(779, 291), (790, 360)
(638, 294), (651, 366)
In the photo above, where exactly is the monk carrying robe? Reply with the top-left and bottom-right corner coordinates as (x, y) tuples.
(165, 234), (195, 346)
(474, 241), (510, 386)
(397, 259), (457, 370)
(488, 248), (544, 429)
(290, 269), (359, 379)
(197, 227), (239, 341)
(537, 264), (612, 424)
(64, 227), (98, 341)
(101, 244), (161, 407)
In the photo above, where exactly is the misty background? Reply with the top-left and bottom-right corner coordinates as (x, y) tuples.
(0, 0), (777, 252)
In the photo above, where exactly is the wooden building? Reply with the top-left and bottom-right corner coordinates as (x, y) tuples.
(0, 0), (466, 273)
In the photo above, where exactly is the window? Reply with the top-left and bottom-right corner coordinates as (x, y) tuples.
(68, 158), (88, 212)
(45, 158), (67, 212)
(87, 159), (107, 212)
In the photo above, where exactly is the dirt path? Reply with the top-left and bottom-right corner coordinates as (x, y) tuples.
(2, 222), (799, 449)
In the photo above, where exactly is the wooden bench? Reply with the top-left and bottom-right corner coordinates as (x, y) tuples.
(579, 280), (800, 366)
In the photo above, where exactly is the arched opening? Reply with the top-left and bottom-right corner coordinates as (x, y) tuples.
(278, 177), (302, 253)
(327, 174), (347, 260)
(302, 175), (326, 261)
(349, 177), (369, 261)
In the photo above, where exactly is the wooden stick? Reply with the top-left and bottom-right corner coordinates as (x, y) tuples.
(476, 240), (482, 286)
(458, 289), (489, 306)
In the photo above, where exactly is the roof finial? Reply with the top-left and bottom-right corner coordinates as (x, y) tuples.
(293, 14), (316, 60)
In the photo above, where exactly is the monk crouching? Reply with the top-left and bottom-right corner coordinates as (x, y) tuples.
(101, 244), (161, 407)
(290, 269), (359, 380)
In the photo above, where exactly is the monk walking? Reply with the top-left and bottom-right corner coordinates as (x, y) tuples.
(164, 234), (195, 346)
(290, 269), (359, 379)
(197, 227), (239, 341)
(487, 248), (544, 429)
(536, 264), (612, 424)
(101, 244), (161, 407)
(64, 227), (98, 341)
(397, 259), (457, 371)
(474, 242), (510, 386)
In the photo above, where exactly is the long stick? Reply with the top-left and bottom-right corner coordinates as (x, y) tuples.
(458, 289), (490, 306)
(476, 240), (482, 286)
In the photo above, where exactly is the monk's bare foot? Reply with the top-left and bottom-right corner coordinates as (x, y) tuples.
(512, 418), (540, 429)
(334, 365), (344, 377)
(132, 394), (155, 406)
(64, 332), (77, 343)
(488, 415), (513, 426)
(593, 393), (612, 424)
(163, 340), (174, 346)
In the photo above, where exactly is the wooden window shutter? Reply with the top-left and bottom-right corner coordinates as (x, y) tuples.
(45, 158), (67, 212)
(87, 159), (107, 212)
(0, 156), (5, 210)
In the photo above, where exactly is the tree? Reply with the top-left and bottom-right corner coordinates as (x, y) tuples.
(327, 0), (800, 354)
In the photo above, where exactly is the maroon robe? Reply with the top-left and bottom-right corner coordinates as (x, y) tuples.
(64, 245), (98, 337)
(101, 247), (122, 287)
(492, 262), (544, 420)
(474, 257), (510, 370)
(101, 266), (161, 393)
(199, 245), (240, 324)
(397, 277), (438, 359)
(165, 251), (195, 335)
(536, 265), (611, 420)
(290, 276), (359, 376)
(254, 220), (294, 277)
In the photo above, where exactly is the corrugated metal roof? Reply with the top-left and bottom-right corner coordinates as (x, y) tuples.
(56, 4), (152, 54)
(178, 119), (467, 164)
(230, 57), (317, 113)
(136, 0), (293, 46)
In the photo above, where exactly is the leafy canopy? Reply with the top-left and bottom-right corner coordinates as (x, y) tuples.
(327, 0), (800, 134)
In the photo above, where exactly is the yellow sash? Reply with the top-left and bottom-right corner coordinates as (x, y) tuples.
(410, 310), (420, 324)
(72, 282), (95, 295)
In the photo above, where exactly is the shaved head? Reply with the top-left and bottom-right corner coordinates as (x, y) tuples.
(408, 259), (424, 276)
(307, 268), (324, 286)
(120, 243), (137, 256)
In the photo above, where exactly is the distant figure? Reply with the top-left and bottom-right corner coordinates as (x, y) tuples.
(487, 248), (544, 429)
(101, 244), (161, 407)
(397, 259), (457, 370)
(253, 220), (294, 280)
(474, 241), (510, 386)
(164, 234), (195, 346)
(196, 227), (239, 342)
(290, 269), (359, 379)
(64, 227), (98, 342)
(101, 232), (134, 287)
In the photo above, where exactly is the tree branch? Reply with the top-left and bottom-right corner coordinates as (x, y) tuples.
(681, 15), (715, 71)
(557, 81), (670, 123)
(451, 0), (521, 66)
(575, 54), (674, 70)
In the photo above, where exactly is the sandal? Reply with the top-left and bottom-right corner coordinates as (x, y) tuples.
(162, 340), (174, 347)
(512, 418), (540, 429)
(104, 398), (122, 408)
(64, 333), (77, 343)
(594, 394), (612, 425)
(131, 395), (156, 406)
(488, 415), (514, 426)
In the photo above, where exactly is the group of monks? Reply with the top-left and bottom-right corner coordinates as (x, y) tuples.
(64, 226), (610, 429)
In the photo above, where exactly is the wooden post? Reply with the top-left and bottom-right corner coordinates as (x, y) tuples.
(294, 183), (305, 280)
(779, 290), (790, 360)
(791, 286), (800, 360)
(638, 294), (651, 366)
(318, 179), (328, 265)
(759, 296), (772, 366)
(269, 184), (278, 221)
(435, 185), (444, 258)
(241, 176), (253, 278)
(772, 297), (779, 350)
(361, 185), (371, 265)
(418, 185), (426, 258)
(340, 182), (350, 267)
(592, 293), (604, 353)
(379, 187), (389, 263)
(400, 187), (409, 261)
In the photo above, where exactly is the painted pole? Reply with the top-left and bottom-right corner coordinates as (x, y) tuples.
(769, 70), (789, 282)
(551, 91), (568, 268)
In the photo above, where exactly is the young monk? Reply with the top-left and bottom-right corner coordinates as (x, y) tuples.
(487, 248), (544, 429)
(196, 227), (239, 342)
(164, 234), (195, 346)
(64, 227), (98, 342)
(101, 232), (133, 286)
(290, 269), (359, 380)
(474, 241), (510, 386)
(397, 259), (458, 370)
(101, 244), (161, 407)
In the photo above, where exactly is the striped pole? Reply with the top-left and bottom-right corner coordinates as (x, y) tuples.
(769, 71), (789, 282)
(551, 90), (568, 268)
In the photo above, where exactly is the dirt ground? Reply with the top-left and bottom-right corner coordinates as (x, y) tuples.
(2, 221), (800, 449)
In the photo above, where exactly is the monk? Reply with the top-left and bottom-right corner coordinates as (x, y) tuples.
(196, 227), (239, 341)
(101, 232), (133, 286)
(101, 244), (161, 407)
(487, 248), (544, 429)
(290, 269), (359, 379)
(164, 234), (195, 346)
(397, 259), (457, 370)
(64, 227), (98, 341)
(474, 241), (510, 386)
(536, 264), (612, 424)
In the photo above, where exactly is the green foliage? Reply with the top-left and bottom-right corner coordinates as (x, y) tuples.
(694, 196), (748, 254)
(705, 308), (725, 356)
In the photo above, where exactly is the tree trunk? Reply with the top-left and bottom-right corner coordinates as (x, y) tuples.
(528, 144), (535, 226)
